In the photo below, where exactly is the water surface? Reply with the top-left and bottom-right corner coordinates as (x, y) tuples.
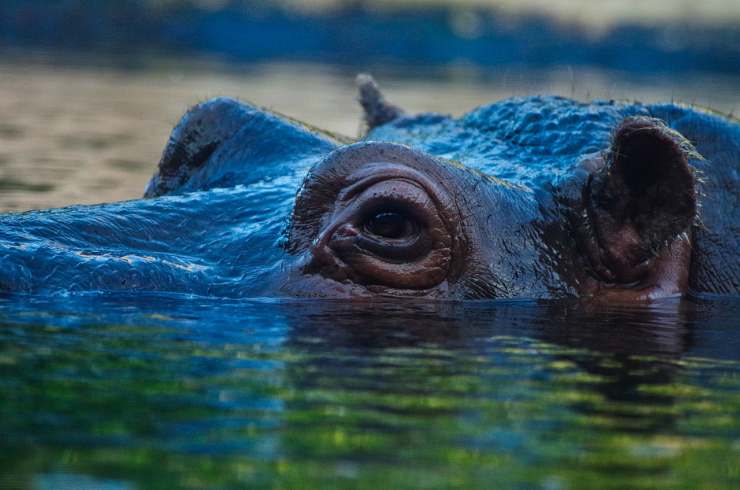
(0, 295), (739, 489)
(0, 54), (738, 211)
(0, 55), (739, 489)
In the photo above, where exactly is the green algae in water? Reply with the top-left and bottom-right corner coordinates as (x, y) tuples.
(0, 296), (739, 489)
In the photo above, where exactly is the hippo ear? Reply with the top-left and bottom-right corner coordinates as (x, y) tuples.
(144, 97), (251, 198)
(145, 97), (339, 198)
(356, 74), (405, 133)
(585, 116), (700, 281)
(602, 116), (698, 230)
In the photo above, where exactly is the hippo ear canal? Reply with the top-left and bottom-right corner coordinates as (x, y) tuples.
(608, 117), (700, 198)
(581, 116), (700, 284)
(601, 116), (699, 235)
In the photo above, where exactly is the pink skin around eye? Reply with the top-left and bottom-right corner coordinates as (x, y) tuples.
(305, 177), (453, 290)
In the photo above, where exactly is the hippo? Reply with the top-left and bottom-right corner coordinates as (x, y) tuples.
(0, 76), (737, 300)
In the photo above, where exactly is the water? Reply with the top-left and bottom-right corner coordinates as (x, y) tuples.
(0, 54), (739, 488)
(0, 53), (738, 211)
(0, 295), (739, 489)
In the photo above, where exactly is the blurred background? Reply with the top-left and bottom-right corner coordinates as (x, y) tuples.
(0, 0), (738, 210)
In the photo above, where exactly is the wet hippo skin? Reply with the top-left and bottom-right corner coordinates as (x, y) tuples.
(1, 76), (738, 300)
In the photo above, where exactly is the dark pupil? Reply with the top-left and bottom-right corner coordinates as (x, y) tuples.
(365, 212), (411, 239)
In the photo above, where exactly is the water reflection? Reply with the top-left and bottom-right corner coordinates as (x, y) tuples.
(0, 295), (738, 488)
(0, 55), (739, 211)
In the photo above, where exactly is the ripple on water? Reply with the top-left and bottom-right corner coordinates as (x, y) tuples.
(0, 295), (738, 488)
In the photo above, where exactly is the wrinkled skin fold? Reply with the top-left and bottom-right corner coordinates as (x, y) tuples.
(0, 77), (738, 300)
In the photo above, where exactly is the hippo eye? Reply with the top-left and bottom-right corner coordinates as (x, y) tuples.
(354, 203), (431, 262)
(363, 211), (419, 240)
(296, 159), (462, 292)
(308, 175), (455, 290)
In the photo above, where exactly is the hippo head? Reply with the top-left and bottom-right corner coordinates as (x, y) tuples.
(141, 76), (702, 301)
(282, 127), (696, 301)
(2, 76), (724, 301)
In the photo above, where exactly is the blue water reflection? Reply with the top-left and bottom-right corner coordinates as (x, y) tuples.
(1, 295), (739, 488)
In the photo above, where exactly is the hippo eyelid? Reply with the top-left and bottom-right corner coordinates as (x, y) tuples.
(336, 163), (453, 213)
(355, 226), (430, 263)
(338, 175), (424, 204)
